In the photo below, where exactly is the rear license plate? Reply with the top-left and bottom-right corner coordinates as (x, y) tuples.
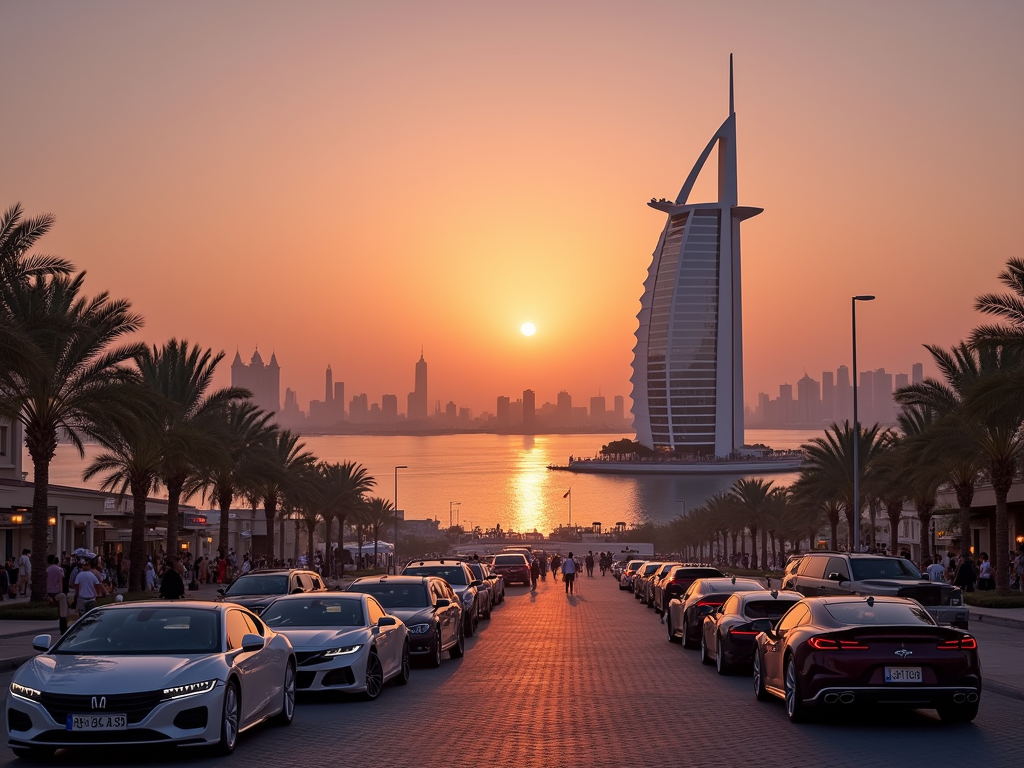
(67, 713), (128, 731)
(884, 667), (922, 683)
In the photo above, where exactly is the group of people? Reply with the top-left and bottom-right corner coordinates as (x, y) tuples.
(924, 547), (1024, 592)
(521, 550), (618, 594)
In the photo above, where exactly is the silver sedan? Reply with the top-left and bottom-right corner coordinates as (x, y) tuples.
(7, 601), (296, 760)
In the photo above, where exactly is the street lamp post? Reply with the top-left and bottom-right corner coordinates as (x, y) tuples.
(852, 294), (875, 555)
(449, 501), (460, 531)
(393, 465), (407, 574)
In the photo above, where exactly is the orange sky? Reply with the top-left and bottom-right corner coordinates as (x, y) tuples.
(2, 1), (1021, 416)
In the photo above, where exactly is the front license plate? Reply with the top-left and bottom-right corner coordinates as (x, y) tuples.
(67, 713), (128, 731)
(884, 666), (922, 683)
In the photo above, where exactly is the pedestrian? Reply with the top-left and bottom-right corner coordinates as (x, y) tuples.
(539, 555), (548, 582)
(562, 551), (577, 595)
(73, 559), (105, 614)
(953, 553), (977, 593)
(925, 557), (946, 583)
(530, 557), (540, 591)
(159, 556), (186, 600)
(17, 548), (31, 597)
(585, 551), (595, 577)
(145, 559), (157, 591)
(1014, 546), (1024, 591)
(977, 553), (994, 591)
(217, 552), (228, 584)
(241, 553), (252, 575)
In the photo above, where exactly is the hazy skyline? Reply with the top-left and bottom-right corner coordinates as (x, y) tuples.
(2, 2), (1021, 415)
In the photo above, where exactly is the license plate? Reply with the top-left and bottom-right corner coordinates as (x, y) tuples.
(884, 666), (922, 683)
(67, 713), (127, 731)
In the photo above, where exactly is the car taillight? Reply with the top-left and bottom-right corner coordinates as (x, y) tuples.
(696, 599), (724, 607)
(807, 636), (869, 650)
(938, 637), (977, 650)
(729, 628), (760, 636)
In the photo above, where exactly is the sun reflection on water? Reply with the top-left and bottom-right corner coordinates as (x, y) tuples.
(509, 436), (551, 535)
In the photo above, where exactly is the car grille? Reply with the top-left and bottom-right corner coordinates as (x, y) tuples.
(322, 667), (355, 687)
(897, 586), (942, 605)
(172, 706), (208, 731)
(34, 728), (170, 743)
(39, 690), (164, 726)
(8, 708), (32, 732)
(295, 651), (324, 666)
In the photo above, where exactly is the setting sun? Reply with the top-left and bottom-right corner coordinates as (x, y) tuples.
(521, 322), (536, 337)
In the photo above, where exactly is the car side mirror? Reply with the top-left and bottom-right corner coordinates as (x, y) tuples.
(241, 633), (264, 653)
(32, 634), (51, 653)
(470, 580), (482, 588)
(291, 587), (305, 594)
(697, 604), (717, 617)
(435, 598), (451, 608)
(377, 616), (398, 628)
(828, 572), (847, 583)
(217, 587), (226, 595)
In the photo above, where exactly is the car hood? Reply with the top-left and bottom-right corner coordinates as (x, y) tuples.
(16, 654), (225, 694)
(858, 579), (940, 591)
(218, 595), (282, 612)
(385, 607), (435, 625)
(272, 627), (368, 650)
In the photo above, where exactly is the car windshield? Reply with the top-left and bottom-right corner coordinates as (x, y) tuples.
(224, 574), (289, 596)
(743, 599), (801, 619)
(642, 564), (661, 576)
(674, 568), (723, 580)
(493, 555), (528, 566)
(824, 602), (935, 626)
(403, 565), (467, 585)
(262, 598), (366, 627)
(468, 564), (486, 579)
(348, 583), (428, 609)
(54, 607), (220, 655)
(850, 558), (923, 581)
(708, 579), (765, 593)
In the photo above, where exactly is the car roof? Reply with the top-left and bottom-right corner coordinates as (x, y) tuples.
(814, 594), (919, 606)
(698, 577), (767, 592)
(732, 589), (803, 603)
(407, 560), (469, 567)
(351, 575), (430, 585)
(269, 592), (363, 602)
(804, 552), (910, 561)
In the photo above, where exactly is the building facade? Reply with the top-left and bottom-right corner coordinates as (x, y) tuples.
(231, 348), (281, 416)
(631, 58), (761, 455)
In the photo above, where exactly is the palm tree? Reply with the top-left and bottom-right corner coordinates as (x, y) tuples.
(137, 340), (250, 555)
(363, 497), (396, 568)
(252, 429), (315, 564)
(729, 478), (776, 570)
(320, 461), (376, 577)
(0, 270), (145, 601)
(799, 421), (890, 550)
(894, 405), (944, 564)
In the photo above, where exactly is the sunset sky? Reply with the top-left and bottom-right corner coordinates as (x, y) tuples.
(2, 1), (1021, 417)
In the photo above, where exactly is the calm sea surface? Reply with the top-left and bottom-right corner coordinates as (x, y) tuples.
(32, 429), (820, 535)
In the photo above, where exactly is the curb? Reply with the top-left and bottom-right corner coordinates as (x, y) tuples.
(969, 611), (1024, 630)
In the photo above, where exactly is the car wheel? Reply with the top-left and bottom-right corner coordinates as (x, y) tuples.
(465, 612), (476, 638)
(272, 661), (296, 725)
(667, 612), (681, 644)
(429, 627), (443, 668)
(449, 622), (466, 658)
(682, 616), (697, 649)
(218, 680), (240, 754)
(937, 699), (980, 724)
(395, 641), (411, 686)
(363, 649), (384, 701)
(784, 656), (811, 723)
(753, 651), (771, 701)
(483, 601), (492, 619)
(716, 635), (730, 676)
(700, 632), (713, 665)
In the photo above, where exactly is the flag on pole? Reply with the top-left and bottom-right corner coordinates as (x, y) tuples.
(563, 489), (571, 498)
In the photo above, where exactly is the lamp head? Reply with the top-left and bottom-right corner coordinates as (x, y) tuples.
(853, 295), (875, 302)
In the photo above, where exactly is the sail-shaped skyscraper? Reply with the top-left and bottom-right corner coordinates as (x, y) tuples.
(630, 57), (762, 456)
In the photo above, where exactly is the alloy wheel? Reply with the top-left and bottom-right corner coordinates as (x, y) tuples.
(220, 682), (239, 754)
(430, 628), (442, 668)
(396, 642), (411, 685)
(716, 636), (727, 675)
(274, 663), (296, 725)
(364, 650), (384, 700)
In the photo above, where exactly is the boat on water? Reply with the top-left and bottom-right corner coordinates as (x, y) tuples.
(548, 455), (804, 476)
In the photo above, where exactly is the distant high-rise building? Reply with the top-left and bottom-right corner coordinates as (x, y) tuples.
(590, 395), (607, 424)
(381, 394), (398, 422)
(231, 348), (281, 415)
(894, 372), (909, 391)
(334, 382), (345, 419)
(325, 365), (333, 403)
(407, 352), (428, 421)
(556, 391), (572, 426)
(613, 395), (625, 422)
(873, 368), (894, 424)
(821, 371), (835, 423)
(522, 389), (536, 431)
(631, 58), (759, 456)
(779, 383), (794, 425)
(796, 374), (821, 425)
(349, 393), (369, 423)
(858, 371), (875, 425)
(496, 396), (511, 427)
(912, 362), (924, 384)
(445, 401), (457, 422)
(836, 365), (852, 423)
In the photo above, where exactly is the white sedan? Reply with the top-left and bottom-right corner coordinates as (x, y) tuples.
(7, 601), (296, 759)
(260, 593), (410, 699)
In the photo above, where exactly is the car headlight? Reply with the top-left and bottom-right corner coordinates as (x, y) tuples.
(162, 680), (218, 700)
(407, 623), (432, 635)
(461, 592), (474, 607)
(10, 682), (41, 701)
(324, 645), (362, 657)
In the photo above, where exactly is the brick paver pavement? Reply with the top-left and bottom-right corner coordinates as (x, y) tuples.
(2, 573), (1023, 767)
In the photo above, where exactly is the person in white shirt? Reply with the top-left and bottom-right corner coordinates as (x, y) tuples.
(17, 549), (31, 597)
(562, 551), (577, 595)
(926, 559), (946, 583)
(73, 560), (105, 613)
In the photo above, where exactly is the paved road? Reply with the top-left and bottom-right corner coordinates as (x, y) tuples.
(3, 575), (1023, 768)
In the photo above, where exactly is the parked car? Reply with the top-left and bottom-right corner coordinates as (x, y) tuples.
(667, 577), (768, 647)
(653, 565), (723, 614)
(346, 575), (464, 668)
(643, 563), (682, 611)
(217, 569), (327, 615)
(618, 560), (647, 592)
(491, 553), (532, 587)
(700, 589), (803, 674)
(401, 560), (485, 637)
(261, 593), (409, 699)
(7, 602), (295, 759)
(463, 562), (493, 618)
(632, 562), (664, 602)
(782, 552), (967, 628)
(752, 595), (981, 723)
(467, 561), (504, 608)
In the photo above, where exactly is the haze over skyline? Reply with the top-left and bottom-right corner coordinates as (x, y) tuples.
(2, 2), (1021, 417)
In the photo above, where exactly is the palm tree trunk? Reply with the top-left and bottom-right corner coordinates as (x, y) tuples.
(954, 482), (974, 558)
(917, 508), (934, 568)
(306, 521), (315, 571)
(993, 462), (1014, 591)
(28, 447), (55, 602)
(165, 476), (184, 557)
(338, 514), (346, 577)
(829, 514), (839, 551)
(129, 481), (148, 592)
(844, 503), (856, 550)
(886, 503), (902, 557)
(748, 525), (758, 569)
(324, 514), (334, 577)
(218, 486), (233, 559)
(263, 496), (277, 564)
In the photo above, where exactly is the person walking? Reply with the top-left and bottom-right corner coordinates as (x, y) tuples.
(17, 549), (30, 597)
(46, 555), (69, 635)
(159, 556), (186, 600)
(925, 557), (946, 583)
(530, 557), (540, 591)
(977, 553), (994, 591)
(585, 551), (595, 578)
(953, 553), (977, 593)
(562, 551), (577, 595)
(1014, 546), (1024, 591)
(72, 560), (105, 615)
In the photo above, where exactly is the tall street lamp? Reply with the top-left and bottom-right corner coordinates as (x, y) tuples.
(393, 465), (408, 574)
(852, 294), (875, 554)
(449, 501), (460, 531)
